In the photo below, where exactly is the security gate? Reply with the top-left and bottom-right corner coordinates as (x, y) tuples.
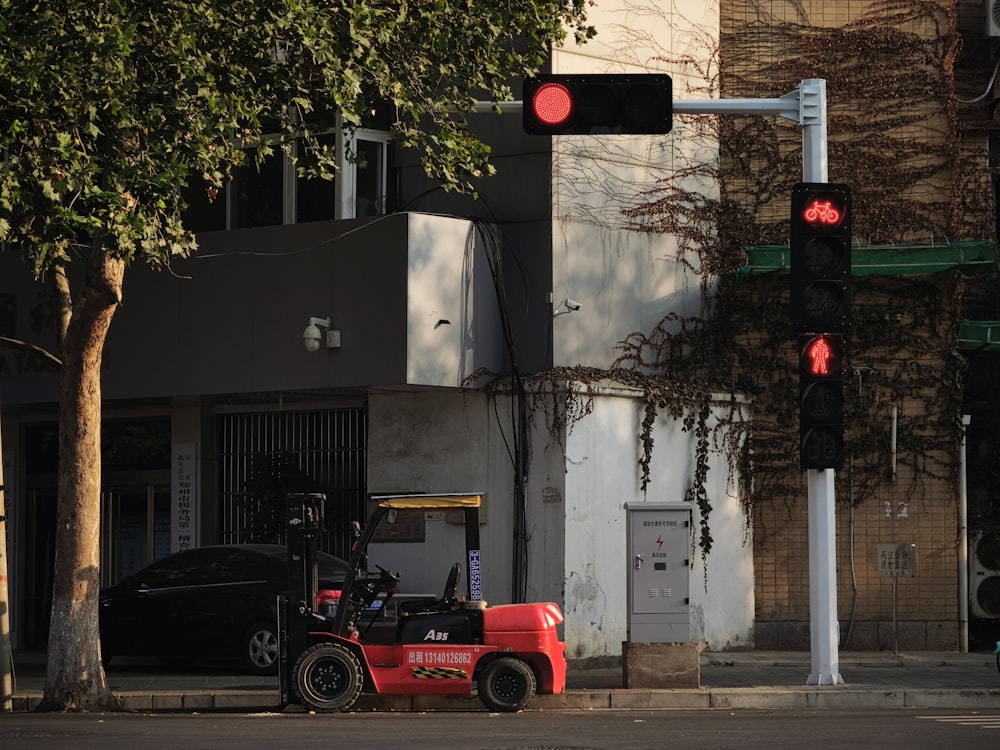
(217, 407), (367, 558)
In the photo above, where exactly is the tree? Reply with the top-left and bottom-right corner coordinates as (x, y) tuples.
(0, 0), (592, 711)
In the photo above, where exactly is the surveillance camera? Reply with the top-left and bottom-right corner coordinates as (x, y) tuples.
(565, 299), (581, 311)
(303, 324), (322, 352)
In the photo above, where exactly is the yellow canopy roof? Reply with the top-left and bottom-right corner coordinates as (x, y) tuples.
(373, 493), (482, 510)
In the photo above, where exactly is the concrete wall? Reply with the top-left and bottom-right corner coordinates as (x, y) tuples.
(365, 389), (515, 600)
(548, 0), (721, 370)
(364, 382), (753, 660)
(0, 212), (502, 406)
(558, 386), (753, 657)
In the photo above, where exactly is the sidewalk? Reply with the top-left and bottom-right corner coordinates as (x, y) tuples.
(5, 650), (1000, 713)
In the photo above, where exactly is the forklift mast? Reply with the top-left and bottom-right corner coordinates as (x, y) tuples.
(281, 492), (326, 704)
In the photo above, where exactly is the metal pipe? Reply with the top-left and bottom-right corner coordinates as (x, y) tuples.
(959, 414), (971, 652)
(890, 405), (898, 483)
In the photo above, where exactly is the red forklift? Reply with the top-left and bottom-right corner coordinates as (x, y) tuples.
(279, 492), (567, 712)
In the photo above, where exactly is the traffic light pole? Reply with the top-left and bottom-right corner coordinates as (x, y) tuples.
(673, 79), (843, 685)
(515, 77), (842, 685)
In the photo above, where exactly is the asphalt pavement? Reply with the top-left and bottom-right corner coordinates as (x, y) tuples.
(5, 649), (1000, 713)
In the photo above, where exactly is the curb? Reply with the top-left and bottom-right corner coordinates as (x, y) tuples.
(10, 686), (1000, 713)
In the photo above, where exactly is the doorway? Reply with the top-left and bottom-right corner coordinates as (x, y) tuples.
(20, 418), (172, 647)
(101, 484), (171, 586)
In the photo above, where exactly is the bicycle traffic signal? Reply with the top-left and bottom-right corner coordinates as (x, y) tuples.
(522, 74), (672, 135)
(798, 333), (845, 470)
(790, 183), (852, 333)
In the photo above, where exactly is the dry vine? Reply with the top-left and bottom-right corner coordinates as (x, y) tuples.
(616, 0), (996, 538)
(483, 2), (998, 563)
(579, 3), (994, 547)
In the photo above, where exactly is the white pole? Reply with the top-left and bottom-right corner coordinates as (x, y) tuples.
(807, 468), (844, 684)
(799, 79), (828, 182)
(797, 77), (843, 686)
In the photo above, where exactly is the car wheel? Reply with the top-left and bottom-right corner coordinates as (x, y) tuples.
(478, 657), (536, 712)
(243, 621), (279, 675)
(293, 642), (364, 712)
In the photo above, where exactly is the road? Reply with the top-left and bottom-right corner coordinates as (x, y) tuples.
(2, 709), (1000, 749)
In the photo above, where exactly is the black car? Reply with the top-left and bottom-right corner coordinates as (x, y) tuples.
(99, 544), (350, 674)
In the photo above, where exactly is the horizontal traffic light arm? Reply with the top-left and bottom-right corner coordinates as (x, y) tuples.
(516, 78), (821, 134)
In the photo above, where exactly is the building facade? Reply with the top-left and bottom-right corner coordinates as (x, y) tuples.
(3, 1), (999, 659)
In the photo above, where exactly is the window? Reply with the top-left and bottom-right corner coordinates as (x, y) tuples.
(353, 132), (391, 218)
(182, 128), (391, 233)
(296, 132), (338, 224)
(232, 148), (285, 229)
(136, 549), (209, 589)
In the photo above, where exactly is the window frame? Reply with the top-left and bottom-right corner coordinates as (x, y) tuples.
(183, 126), (391, 233)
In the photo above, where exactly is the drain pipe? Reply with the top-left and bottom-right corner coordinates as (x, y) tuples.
(959, 414), (971, 652)
(890, 405), (898, 483)
(843, 452), (858, 649)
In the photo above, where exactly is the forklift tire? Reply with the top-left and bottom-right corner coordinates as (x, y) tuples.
(477, 657), (536, 712)
(294, 642), (364, 712)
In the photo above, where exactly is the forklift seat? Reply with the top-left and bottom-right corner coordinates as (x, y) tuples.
(400, 562), (461, 615)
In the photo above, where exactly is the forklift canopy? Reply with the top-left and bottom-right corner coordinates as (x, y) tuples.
(372, 493), (482, 510)
(366, 493), (484, 604)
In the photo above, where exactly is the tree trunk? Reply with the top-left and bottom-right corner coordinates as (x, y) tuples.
(39, 245), (124, 712)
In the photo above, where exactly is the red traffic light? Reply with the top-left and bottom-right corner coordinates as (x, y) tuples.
(799, 334), (843, 378)
(790, 183), (852, 333)
(523, 74), (672, 135)
(800, 196), (845, 228)
(530, 82), (574, 127)
(798, 333), (845, 470)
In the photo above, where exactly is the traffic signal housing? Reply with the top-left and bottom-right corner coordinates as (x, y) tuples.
(790, 183), (852, 333)
(523, 74), (672, 135)
(798, 333), (845, 470)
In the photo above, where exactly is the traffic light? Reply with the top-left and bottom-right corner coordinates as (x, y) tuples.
(798, 333), (845, 470)
(523, 74), (672, 135)
(789, 183), (852, 333)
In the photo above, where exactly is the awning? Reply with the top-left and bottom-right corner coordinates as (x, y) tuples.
(958, 321), (1000, 351)
(372, 493), (482, 510)
(738, 240), (997, 279)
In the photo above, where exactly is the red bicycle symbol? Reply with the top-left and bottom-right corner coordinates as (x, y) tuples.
(803, 199), (841, 225)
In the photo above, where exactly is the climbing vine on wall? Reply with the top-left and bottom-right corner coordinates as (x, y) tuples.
(512, 361), (745, 562)
(483, 1), (997, 563)
(541, 1), (996, 553)
(616, 0), (996, 537)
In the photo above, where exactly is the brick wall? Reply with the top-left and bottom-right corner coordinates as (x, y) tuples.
(720, 0), (989, 650)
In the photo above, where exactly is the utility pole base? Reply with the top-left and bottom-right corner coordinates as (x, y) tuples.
(807, 671), (845, 686)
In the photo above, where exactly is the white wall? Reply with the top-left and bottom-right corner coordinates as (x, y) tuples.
(365, 389), (516, 601)
(313, 1), (742, 660)
(404, 214), (503, 387)
(366, 383), (753, 659)
(549, 0), (721, 369)
(556, 386), (753, 657)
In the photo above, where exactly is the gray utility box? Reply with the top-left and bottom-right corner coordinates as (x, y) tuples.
(625, 502), (691, 643)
